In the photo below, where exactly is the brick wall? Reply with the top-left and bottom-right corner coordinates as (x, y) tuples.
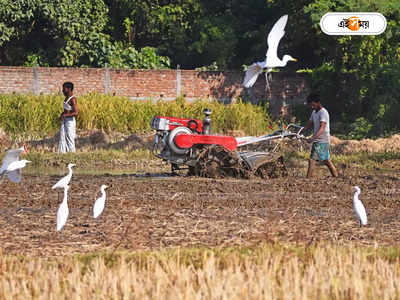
(0, 66), (309, 117)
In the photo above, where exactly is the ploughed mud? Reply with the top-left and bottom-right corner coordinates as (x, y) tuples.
(0, 161), (399, 256)
(190, 145), (288, 179)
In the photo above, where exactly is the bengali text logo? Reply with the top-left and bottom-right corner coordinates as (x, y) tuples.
(320, 13), (386, 35)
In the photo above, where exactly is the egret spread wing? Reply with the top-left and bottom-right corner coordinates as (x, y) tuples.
(266, 15), (288, 64)
(243, 63), (263, 88)
(0, 148), (24, 173)
(7, 169), (21, 183)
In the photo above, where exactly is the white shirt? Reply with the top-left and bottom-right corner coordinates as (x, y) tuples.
(310, 107), (330, 143)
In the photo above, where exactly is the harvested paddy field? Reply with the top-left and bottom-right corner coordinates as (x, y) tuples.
(1, 159), (399, 256)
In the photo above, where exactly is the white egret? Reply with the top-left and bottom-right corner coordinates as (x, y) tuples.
(0, 145), (26, 171)
(56, 185), (70, 231)
(353, 186), (367, 227)
(243, 15), (297, 90)
(1, 160), (31, 183)
(93, 184), (108, 218)
(0, 145), (29, 183)
(52, 163), (76, 189)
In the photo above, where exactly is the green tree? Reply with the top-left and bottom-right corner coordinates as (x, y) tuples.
(0, 0), (170, 68)
(105, 0), (204, 68)
(0, 0), (109, 66)
(300, 0), (400, 137)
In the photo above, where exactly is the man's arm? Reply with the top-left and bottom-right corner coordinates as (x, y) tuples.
(310, 121), (326, 141)
(303, 120), (313, 131)
(300, 120), (313, 135)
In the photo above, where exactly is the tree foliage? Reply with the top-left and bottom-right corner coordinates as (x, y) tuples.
(0, 0), (108, 66)
(0, 0), (169, 68)
(302, 0), (400, 137)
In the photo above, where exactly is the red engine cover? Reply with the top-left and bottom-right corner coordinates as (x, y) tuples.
(174, 134), (238, 151)
(158, 116), (203, 133)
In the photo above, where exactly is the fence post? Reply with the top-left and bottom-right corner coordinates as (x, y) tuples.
(32, 67), (39, 95)
(176, 64), (181, 97)
(104, 63), (110, 95)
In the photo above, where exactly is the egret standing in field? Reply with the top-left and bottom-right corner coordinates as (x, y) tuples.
(52, 163), (75, 202)
(56, 185), (70, 231)
(243, 15), (297, 91)
(0, 144), (30, 183)
(353, 186), (367, 227)
(52, 163), (76, 189)
(93, 184), (108, 218)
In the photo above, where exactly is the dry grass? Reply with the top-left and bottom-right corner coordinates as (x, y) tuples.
(1, 244), (400, 299)
(331, 134), (400, 154)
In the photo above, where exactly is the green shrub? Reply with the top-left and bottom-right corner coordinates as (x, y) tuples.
(348, 117), (373, 140)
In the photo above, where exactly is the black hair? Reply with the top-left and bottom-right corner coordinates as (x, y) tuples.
(63, 82), (74, 91)
(307, 93), (321, 104)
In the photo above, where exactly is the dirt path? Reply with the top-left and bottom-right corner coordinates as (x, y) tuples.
(0, 165), (399, 256)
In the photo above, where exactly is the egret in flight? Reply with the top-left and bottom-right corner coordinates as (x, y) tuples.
(0, 145), (30, 183)
(93, 184), (108, 219)
(243, 15), (297, 90)
(353, 186), (367, 227)
(56, 185), (70, 231)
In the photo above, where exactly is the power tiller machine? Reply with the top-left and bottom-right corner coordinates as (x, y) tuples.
(151, 109), (304, 178)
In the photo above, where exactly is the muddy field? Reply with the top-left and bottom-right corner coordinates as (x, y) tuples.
(0, 162), (400, 256)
